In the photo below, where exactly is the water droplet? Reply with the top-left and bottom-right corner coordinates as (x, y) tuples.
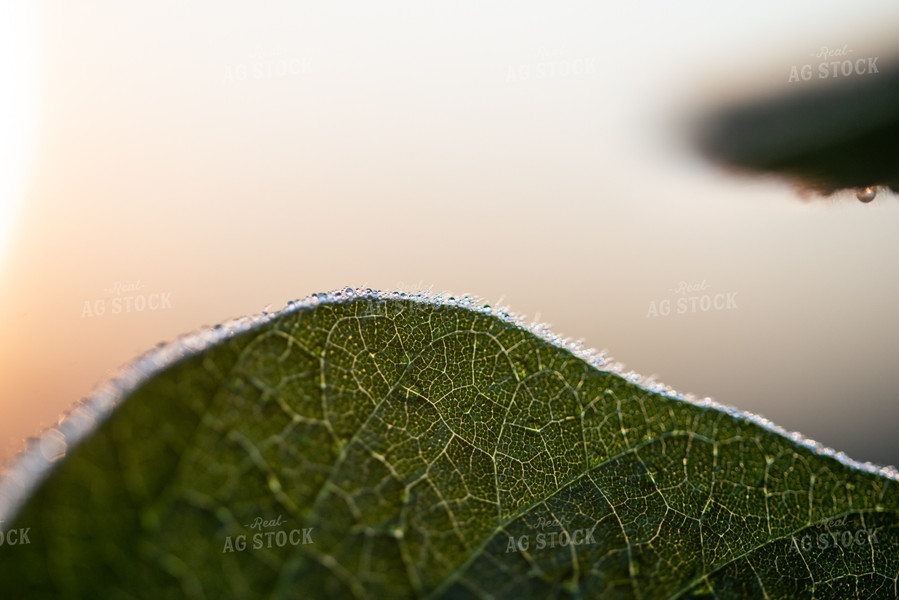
(39, 429), (67, 462)
(856, 186), (877, 202)
(343, 287), (355, 297)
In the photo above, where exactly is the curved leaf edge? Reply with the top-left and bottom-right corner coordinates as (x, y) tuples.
(2, 286), (897, 526)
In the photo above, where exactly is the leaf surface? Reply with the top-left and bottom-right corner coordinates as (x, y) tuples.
(0, 290), (896, 599)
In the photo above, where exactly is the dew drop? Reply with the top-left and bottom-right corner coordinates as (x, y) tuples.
(39, 429), (67, 462)
(343, 287), (355, 297)
(856, 186), (877, 203)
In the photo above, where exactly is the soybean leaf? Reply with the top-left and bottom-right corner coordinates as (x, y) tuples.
(0, 289), (896, 599)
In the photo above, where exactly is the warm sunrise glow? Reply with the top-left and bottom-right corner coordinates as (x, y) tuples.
(0, 2), (38, 266)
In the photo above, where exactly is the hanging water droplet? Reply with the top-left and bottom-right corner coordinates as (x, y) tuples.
(856, 186), (877, 202)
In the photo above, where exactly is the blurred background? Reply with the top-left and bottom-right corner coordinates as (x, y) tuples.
(1, 1), (898, 469)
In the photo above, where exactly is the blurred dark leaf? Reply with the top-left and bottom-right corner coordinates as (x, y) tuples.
(696, 57), (899, 197)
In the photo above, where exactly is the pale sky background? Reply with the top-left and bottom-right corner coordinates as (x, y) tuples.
(1, 1), (899, 469)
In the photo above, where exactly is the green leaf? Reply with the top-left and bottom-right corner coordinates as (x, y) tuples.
(0, 289), (897, 599)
